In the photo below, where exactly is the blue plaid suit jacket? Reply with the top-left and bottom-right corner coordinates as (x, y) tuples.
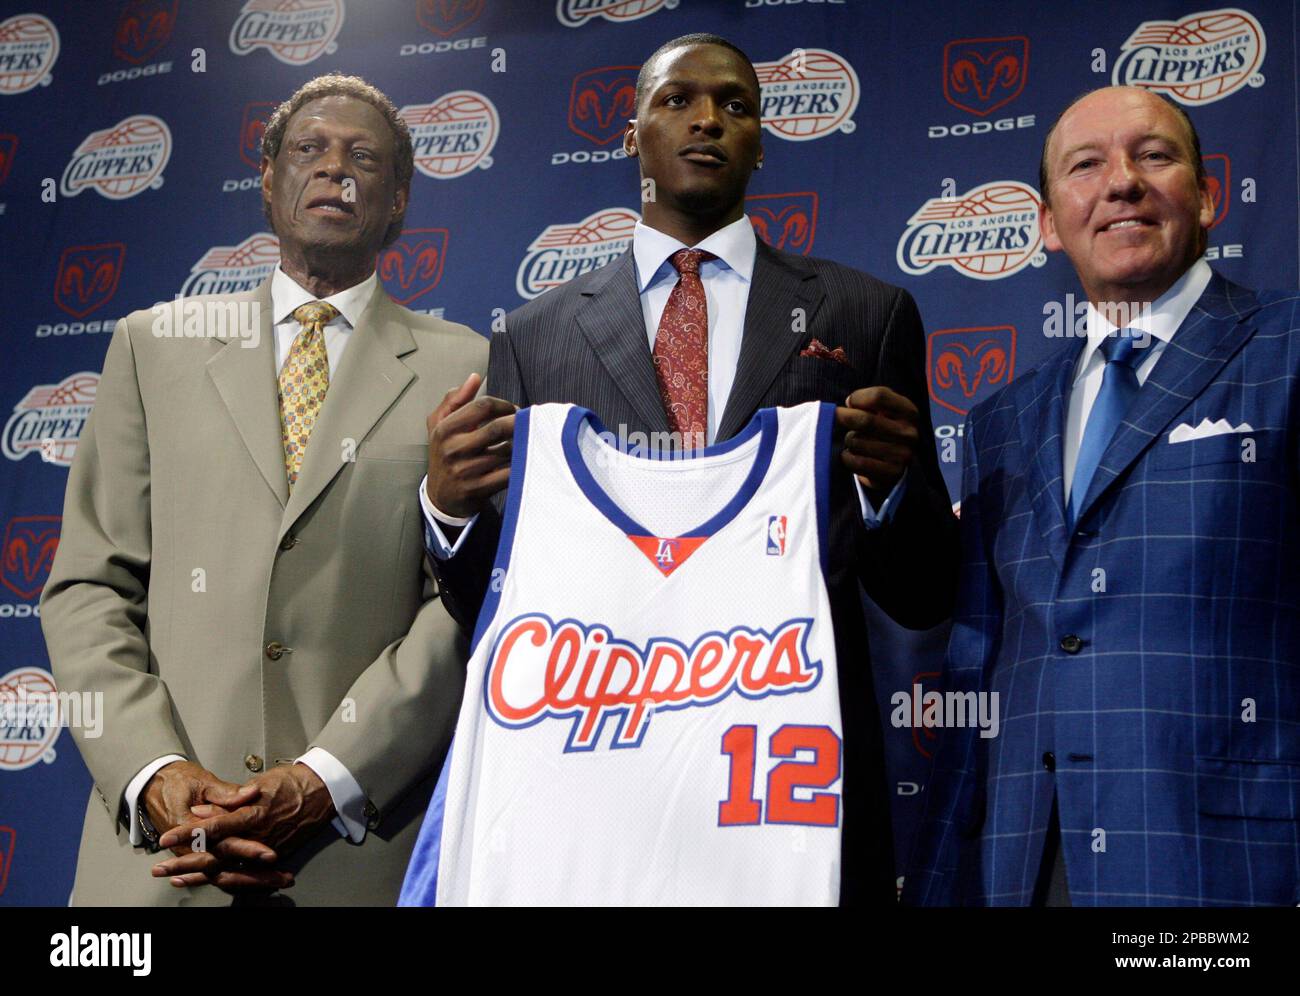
(905, 273), (1300, 906)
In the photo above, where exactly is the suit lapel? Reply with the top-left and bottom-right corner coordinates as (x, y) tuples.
(718, 241), (821, 440)
(1072, 273), (1263, 527)
(278, 287), (416, 542)
(205, 280), (288, 507)
(1015, 344), (1079, 572)
(575, 251), (671, 435)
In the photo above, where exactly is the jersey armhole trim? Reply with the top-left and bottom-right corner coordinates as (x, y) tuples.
(815, 402), (833, 579)
(470, 405), (532, 654)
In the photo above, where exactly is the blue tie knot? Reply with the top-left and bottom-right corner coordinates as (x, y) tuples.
(1100, 328), (1143, 366)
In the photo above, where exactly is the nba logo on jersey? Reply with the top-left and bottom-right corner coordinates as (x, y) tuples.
(766, 515), (787, 556)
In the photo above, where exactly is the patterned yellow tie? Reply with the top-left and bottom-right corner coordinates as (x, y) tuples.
(279, 301), (338, 490)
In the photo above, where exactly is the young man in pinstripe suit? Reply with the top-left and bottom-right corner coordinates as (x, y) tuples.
(906, 86), (1300, 907)
(417, 33), (959, 903)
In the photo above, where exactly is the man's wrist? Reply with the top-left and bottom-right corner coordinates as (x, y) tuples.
(419, 474), (480, 560)
(292, 762), (333, 810)
(136, 804), (162, 853)
(126, 753), (187, 847)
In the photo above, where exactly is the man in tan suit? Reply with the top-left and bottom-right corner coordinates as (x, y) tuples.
(41, 74), (481, 905)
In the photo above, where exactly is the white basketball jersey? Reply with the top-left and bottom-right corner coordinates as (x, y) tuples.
(401, 401), (843, 906)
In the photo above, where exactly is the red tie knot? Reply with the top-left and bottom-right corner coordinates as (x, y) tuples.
(670, 248), (715, 276)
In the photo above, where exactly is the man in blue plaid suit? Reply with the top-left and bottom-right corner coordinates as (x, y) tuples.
(905, 86), (1300, 906)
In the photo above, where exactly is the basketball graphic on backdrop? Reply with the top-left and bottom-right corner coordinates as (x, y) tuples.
(0, 667), (60, 770)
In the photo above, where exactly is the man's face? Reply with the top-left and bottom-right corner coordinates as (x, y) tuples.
(624, 44), (763, 220)
(261, 94), (407, 263)
(1040, 87), (1213, 305)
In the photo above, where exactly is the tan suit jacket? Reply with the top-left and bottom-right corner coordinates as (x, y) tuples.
(41, 278), (482, 905)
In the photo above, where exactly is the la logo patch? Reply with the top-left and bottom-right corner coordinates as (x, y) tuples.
(628, 535), (707, 576)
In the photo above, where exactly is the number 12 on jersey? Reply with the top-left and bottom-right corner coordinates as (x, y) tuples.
(718, 724), (842, 827)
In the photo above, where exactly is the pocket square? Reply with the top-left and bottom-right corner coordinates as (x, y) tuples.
(1168, 417), (1254, 443)
(800, 338), (852, 367)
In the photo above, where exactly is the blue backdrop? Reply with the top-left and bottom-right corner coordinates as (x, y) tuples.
(2, 0), (1296, 905)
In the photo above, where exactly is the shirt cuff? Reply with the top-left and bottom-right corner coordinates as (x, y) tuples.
(124, 753), (187, 846)
(855, 466), (910, 530)
(418, 473), (478, 559)
(297, 747), (368, 844)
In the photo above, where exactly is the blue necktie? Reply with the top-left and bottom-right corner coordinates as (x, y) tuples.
(1069, 330), (1144, 526)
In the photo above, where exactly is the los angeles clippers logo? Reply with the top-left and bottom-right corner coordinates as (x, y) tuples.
(1112, 7), (1266, 105)
(568, 66), (638, 146)
(181, 232), (279, 296)
(926, 326), (1016, 417)
(378, 228), (449, 306)
(755, 48), (858, 141)
(897, 181), (1044, 280)
(401, 91), (498, 179)
(54, 243), (125, 319)
(555, 0), (676, 29)
(417, 0), (485, 37)
(943, 36), (1029, 117)
(61, 114), (171, 200)
(1203, 153), (1230, 230)
(0, 133), (17, 186)
(112, 0), (177, 64)
(747, 191), (817, 255)
(516, 207), (639, 300)
(229, 0), (344, 65)
(1, 516), (60, 600)
(2, 374), (98, 466)
(0, 13), (59, 95)
(626, 534), (706, 576)
(0, 667), (59, 769)
(486, 614), (822, 750)
(239, 101), (275, 170)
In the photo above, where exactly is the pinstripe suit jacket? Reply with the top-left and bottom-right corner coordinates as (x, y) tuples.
(905, 273), (1300, 907)
(430, 239), (958, 902)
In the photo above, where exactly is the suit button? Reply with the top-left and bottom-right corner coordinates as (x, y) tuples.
(1042, 752), (1056, 772)
(1059, 634), (1084, 654)
(244, 754), (264, 772)
(265, 641), (285, 660)
(279, 533), (298, 551)
(364, 801), (379, 829)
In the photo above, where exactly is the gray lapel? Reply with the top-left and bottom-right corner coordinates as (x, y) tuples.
(278, 287), (416, 542)
(717, 240), (821, 440)
(574, 251), (671, 435)
(205, 279), (288, 507)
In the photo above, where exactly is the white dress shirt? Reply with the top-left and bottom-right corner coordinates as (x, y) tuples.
(421, 216), (904, 556)
(125, 266), (379, 847)
(1063, 258), (1212, 505)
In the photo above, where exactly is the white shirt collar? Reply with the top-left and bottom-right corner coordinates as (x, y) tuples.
(1077, 257), (1213, 380)
(271, 265), (378, 328)
(632, 215), (757, 293)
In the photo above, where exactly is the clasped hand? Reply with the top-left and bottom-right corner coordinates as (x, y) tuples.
(145, 760), (334, 892)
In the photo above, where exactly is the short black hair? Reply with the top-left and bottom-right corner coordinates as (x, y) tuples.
(261, 73), (413, 247)
(1038, 86), (1206, 207)
(634, 33), (761, 115)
